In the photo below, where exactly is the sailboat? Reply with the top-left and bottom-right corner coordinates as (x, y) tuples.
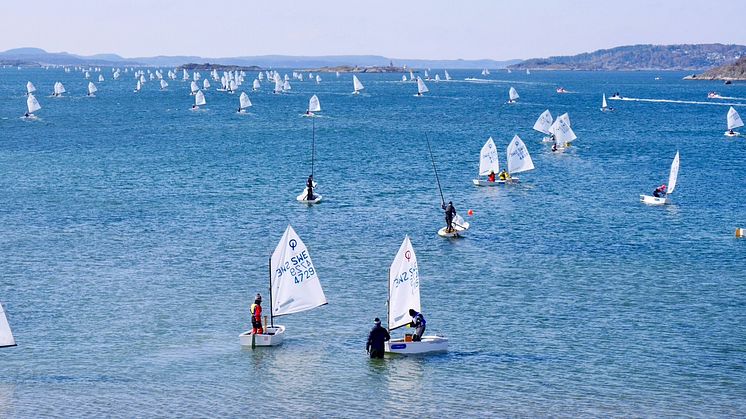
(725, 106), (743, 137)
(52, 81), (66, 97)
(98, 74), (104, 82)
(239, 225), (327, 347)
(192, 90), (206, 110)
(134, 80), (141, 93)
(434, 74), (441, 82)
(252, 79), (260, 91)
(415, 77), (429, 97)
(297, 119), (322, 204)
(640, 151), (680, 205)
(600, 93), (613, 112)
(409, 70), (415, 81)
(533, 110), (554, 142)
(273, 76), (283, 94)
(526, 69), (531, 75)
(444, 70), (451, 81)
(508, 86), (519, 103)
(203, 79), (210, 90)
(26, 81), (36, 95)
(282, 80), (291, 91)
(190, 81), (199, 95)
(352, 75), (364, 95)
(550, 113), (577, 150)
(315, 75), (321, 84)
(425, 135), (469, 237)
(238, 92), (252, 113)
(87, 81), (97, 97)
(25, 93), (41, 119)
(506, 135), (535, 182)
(401, 74), (407, 82)
(0, 303), (16, 348)
(160, 79), (168, 90)
(472, 137), (502, 186)
(385, 236), (448, 355)
(305, 94), (321, 116)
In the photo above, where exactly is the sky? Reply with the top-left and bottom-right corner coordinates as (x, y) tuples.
(2, 0), (745, 60)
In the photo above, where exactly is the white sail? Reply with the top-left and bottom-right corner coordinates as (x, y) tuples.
(550, 113), (577, 144)
(26, 81), (36, 94)
(195, 90), (206, 106)
(27, 94), (41, 113)
(98, 74), (104, 82)
(444, 70), (451, 81)
(533, 110), (553, 135)
(315, 75), (321, 84)
(54, 82), (66, 95)
(135, 80), (141, 91)
(424, 70), (429, 79)
(509, 86), (519, 101)
(190, 81), (199, 93)
(0, 303), (15, 348)
(434, 74), (441, 82)
(667, 151), (680, 194)
(229, 80), (237, 91)
(416, 77), (429, 94)
(308, 94), (321, 112)
(478, 137), (500, 175)
(87, 82), (97, 95)
(352, 75), (364, 92)
(388, 235), (420, 331)
(283, 80), (291, 91)
(203, 79), (210, 89)
(602, 94), (608, 109)
(239, 92), (252, 109)
(402, 75), (407, 82)
(160, 79), (168, 89)
(727, 106), (744, 130)
(270, 225), (327, 317)
(409, 70), (415, 81)
(253, 79), (260, 90)
(507, 135), (534, 175)
(274, 77), (283, 93)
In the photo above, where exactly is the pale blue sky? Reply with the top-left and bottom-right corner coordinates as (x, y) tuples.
(3, 0), (744, 60)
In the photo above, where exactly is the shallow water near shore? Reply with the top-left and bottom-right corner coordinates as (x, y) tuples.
(0, 68), (745, 416)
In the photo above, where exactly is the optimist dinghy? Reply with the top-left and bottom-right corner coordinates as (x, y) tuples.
(472, 137), (505, 186)
(239, 225), (327, 347)
(725, 106), (743, 137)
(297, 119), (323, 204)
(385, 236), (448, 355)
(533, 110), (555, 142)
(640, 151), (680, 205)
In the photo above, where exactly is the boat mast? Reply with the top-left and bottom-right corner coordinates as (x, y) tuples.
(311, 118), (315, 178)
(425, 133), (445, 206)
(387, 265), (391, 332)
(268, 255), (274, 327)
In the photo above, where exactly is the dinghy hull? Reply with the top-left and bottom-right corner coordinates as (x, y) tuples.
(472, 178), (518, 186)
(239, 325), (285, 347)
(724, 131), (740, 137)
(438, 222), (469, 237)
(640, 194), (670, 205)
(296, 189), (322, 204)
(385, 336), (448, 355)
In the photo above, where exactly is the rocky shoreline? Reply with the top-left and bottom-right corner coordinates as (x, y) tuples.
(178, 63), (263, 72)
(296, 65), (410, 73)
(684, 56), (746, 81)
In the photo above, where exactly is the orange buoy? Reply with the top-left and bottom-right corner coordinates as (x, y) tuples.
(737, 228), (744, 238)
(467, 209), (474, 216)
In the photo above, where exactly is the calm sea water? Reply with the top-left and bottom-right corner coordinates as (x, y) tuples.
(0, 67), (745, 417)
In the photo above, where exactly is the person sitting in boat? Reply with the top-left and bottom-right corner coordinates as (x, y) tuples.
(487, 171), (496, 182)
(23, 112), (30, 118)
(366, 317), (390, 359)
(498, 169), (511, 181)
(653, 184), (667, 198)
(250, 294), (263, 334)
(442, 201), (456, 233)
(408, 309), (426, 342)
(306, 174), (315, 200)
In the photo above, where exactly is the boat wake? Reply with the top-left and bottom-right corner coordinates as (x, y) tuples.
(609, 96), (746, 107)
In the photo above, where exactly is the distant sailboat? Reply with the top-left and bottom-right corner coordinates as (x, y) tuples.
(52, 82), (66, 97)
(305, 94), (321, 116)
(600, 94), (613, 112)
(526, 69), (531, 75)
(134, 80), (141, 93)
(472, 137), (502, 186)
(444, 70), (451, 81)
(640, 151), (680, 205)
(25, 93), (41, 119)
(283, 79), (291, 91)
(352, 75), (364, 95)
(550, 113), (577, 151)
(160, 79), (168, 90)
(506, 135), (535, 181)
(98, 74), (104, 82)
(384, 236), (448, 355)
(274, 76), (283, 94)
(203, 79), (210, 90)
(26, 81), (36, 95)
(252, 79), (260, 91)
(87, 81), (97, 97)
(192, 90), (206, 110)
(533, 110), (554, 142)
(0, 303), (16, 348)
(401, 74), (407, 82)
(190, 81), (199, 95)
(416, 77), (429, 97)
(434, 74), (441, 82)
(725, 106), (743, 136)
(315, 75), (321, 84)
(508, 86), (519, 103)
(238, 92), (252, 113)
(239, 225), (327, 347)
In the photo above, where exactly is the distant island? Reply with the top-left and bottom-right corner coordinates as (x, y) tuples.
(296, 65), (408, 73)
(684, 56), (746, 81)
(508, 44), (746, 71)
(179, 63), (263, 72)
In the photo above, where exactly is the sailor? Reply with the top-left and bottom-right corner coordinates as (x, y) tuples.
(442, 201), (456, 233)
(498, 169), (511, 181)
(366, 317), (390, 359)
(23, 112), (29, 118)
(487, 171), (496, 182)
(306, 175), (315, 200)
(653, 184), (667, 198)
(728, 129), (735, 135)
(250, 294), (263, 334)
(408, 309), (426, 342)
(551, 142), (558, 152)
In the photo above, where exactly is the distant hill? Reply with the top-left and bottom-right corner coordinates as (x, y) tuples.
(508, 44), (746, 71)
(685, 56), (746, 80)
(0, 48), (518, 69)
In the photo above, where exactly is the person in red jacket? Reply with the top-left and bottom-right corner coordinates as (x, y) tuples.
(251, 294), (264, 334)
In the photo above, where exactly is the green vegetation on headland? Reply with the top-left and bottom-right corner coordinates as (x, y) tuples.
(296, 65), (408, 73)
(684, 56), (746, 81)
(509, 44), (746, 71)
(178, 63), (263, 72)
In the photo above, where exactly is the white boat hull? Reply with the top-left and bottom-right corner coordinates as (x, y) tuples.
(297, 188), (322, 204)
(640, 194), (670, 205)
(438, 222), (469, 237)
(724, 131), (740, 137)
(385, 336), (448, 355)
(472, 178), (518, 186)
(239, 325), (285, 347)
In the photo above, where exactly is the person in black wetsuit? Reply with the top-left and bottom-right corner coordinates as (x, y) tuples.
(306, 175), (315, 200)
(408, 309), (427, 341)
(442, 201), (456, 233)
(366, 318), (390, 359)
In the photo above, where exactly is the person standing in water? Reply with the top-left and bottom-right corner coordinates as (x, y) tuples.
(366, 318), (390, 359)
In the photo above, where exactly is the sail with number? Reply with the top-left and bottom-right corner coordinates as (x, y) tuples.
(667, 151), (680, 194)
(195, 90), (206, 106)
(270, 225), (327, 317)
(727, 106), (744, 130)
(507, 135), (535, 175)
(478, 137), (500, 175)
(27, 94), (41, 113)
(0, 303), (16, 348)
(308, 95), (321, 112)
(533, 110), (553, 135)
(550, 113), (577, 144)
(352, 75), (364, 93)
(239, 92), (252, 110)
(417, 77), (429, 94)
(388, 235), (420, 331)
